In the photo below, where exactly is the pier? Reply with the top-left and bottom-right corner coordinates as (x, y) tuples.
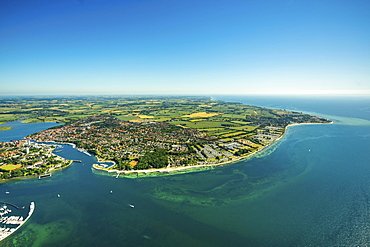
(0, 202), (25, 210)
(38, 173), (52, 179)
(0, 202), (35, 242)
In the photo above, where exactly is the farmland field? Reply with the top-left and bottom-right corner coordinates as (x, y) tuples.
(0, 96), (329, 145)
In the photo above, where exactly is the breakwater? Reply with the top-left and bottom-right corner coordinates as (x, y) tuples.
(0, 202), (25, 210)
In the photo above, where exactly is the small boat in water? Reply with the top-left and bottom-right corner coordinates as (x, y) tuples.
(129, 204), (135, 208)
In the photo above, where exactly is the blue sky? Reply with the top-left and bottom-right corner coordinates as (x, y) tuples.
(1, 0), (369, 95)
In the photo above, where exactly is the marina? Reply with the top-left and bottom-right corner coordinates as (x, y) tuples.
(0, 202), (35, 242)
(77, 148), (92, 156)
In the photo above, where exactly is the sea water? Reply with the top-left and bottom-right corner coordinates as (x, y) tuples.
(0, 121), (61, 142)
(0, 95), (369, 246)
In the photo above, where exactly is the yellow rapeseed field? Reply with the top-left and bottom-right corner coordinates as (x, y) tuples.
(138, 115), (155, 119)
(181, 112), (221, 118)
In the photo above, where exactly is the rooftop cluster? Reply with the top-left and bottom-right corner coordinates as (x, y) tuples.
(1, 96), (330, 174)
(0, 140), (71, 179)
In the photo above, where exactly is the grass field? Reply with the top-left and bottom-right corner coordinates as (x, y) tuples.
(197, 128), (224, 132)
(155, 117), (172, 122)
(0, 107), (22, 113)
(170, 120), (238, 129)
(0, 164), (22, 171)
(231, 121), (252, 125)
(0, 114), (17, 123)
(221, 131), (247, 138)
(117, 115), (139, 121)
(229, 126), (257, 131)
(0, 97), (315, 144)
(207, 130), (235, 136)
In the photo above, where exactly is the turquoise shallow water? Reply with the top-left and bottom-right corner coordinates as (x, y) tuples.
(1, 96), (370, 246)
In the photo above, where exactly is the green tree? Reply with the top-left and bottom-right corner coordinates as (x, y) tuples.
(1, 172), (10, 179)
(136, 148), (168, 169)
(11, 168), (25, 177)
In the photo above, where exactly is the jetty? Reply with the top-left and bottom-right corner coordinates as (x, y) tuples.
(0, 202), (35, 242)
(38, 173), (52, 179)
(0, 202), (25, 210)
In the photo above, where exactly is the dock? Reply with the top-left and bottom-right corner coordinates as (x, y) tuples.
(0, 202), (35, 242)
(0, 202), (25, 210)
(38, 173), (52, 179)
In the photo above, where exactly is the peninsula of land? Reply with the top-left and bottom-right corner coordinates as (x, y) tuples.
(0, 140), (71, 180)
(0, 96), (331, 178)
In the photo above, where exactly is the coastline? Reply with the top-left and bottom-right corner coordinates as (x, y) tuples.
(93, 121), (332, 176)
(1, 120), (331, 181)
(0, 142), (74, 182)
(0, 160), (73, 183)
(1, 120), (331, 180)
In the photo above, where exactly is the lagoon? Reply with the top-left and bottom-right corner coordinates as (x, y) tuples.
(1, 96), (370, 246)
(0, 121), (61, 142)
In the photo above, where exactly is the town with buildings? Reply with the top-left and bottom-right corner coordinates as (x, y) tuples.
(26, 115), (314, 172)
(0, 140), (71, 179)
(0, 97), (331, 174)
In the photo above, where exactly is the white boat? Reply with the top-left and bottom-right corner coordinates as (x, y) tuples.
(129, 204), (135, 208)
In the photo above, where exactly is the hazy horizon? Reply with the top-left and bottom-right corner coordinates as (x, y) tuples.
(1, 93), (370, 98)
